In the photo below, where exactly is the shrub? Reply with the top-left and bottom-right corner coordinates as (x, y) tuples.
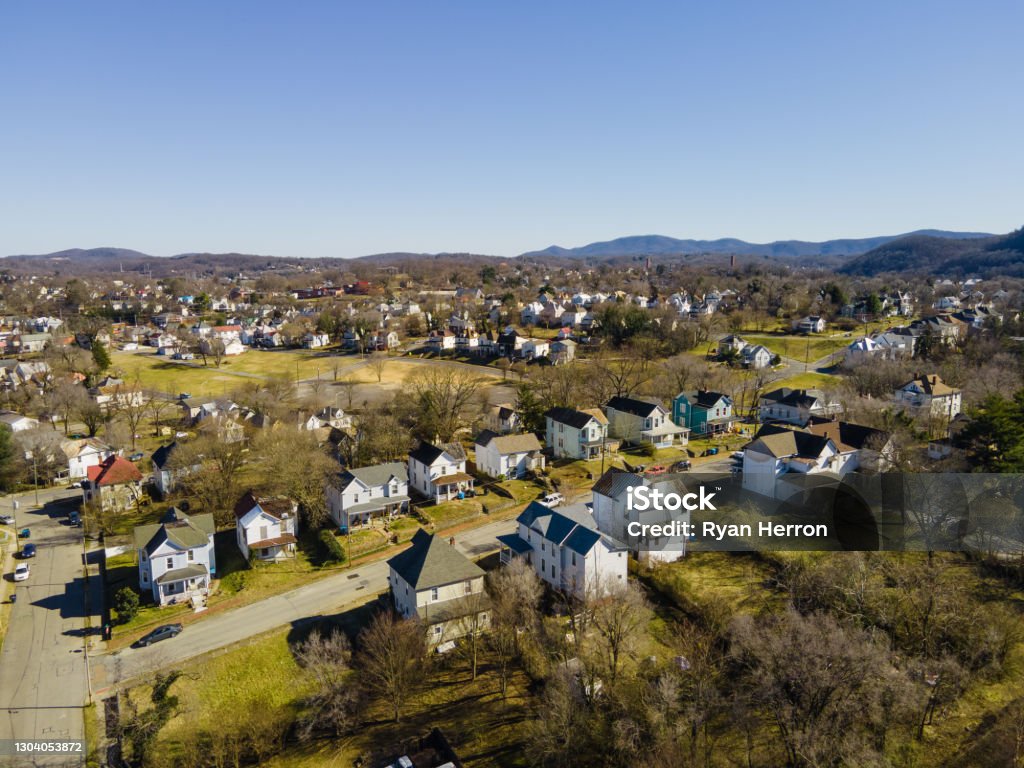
(113, 586), (140, 623)
(640, 441), (658, 458)
(318, 530), (347, 564)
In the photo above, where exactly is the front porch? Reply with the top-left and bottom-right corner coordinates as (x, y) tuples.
(249, 533), (298, 561)
(344, 496), (411, 527)
(155, 564), (209, 606)
(432, 472), (475, 503)
(497, 533), (532, 565)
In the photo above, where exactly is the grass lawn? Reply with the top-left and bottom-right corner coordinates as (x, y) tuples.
(109, 348), (360, 396)
(771, 370), (842, 390)
(741, 334), (849, 362)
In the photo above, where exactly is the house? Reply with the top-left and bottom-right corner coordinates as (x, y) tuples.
(17, 332), (51, 353)
(894, 374), (962, 424)
(473, 430), (545, 479)
(0, 410), (40, 433)
(716, 335), (747, 358)
(497, 501), (627, 600)
(551, 338), (576, 364)
(151, 441), (199, 497)
(759, 388), (842, 427)
(604, 396), (688, 449)
(672, 390), (735, 436)
(133, 508), (216, 606)
(484, 403), (520, 434)
(545, 407), (618, 460)
(302, 332), (331, 349)
(89, 383), (145, 412)
(234, 490), (298, 561)
(387, 530), (490, 645)
(741, 429), (843, 499)
(325, 461), (410, 528)
(303, 407), (352, 431)
(742, 344), (773, 369)
(408, 442), (474, 503)
(521, 338), (550, 360)
(82, 455), (143, 512)
(369, 330), (400, 350)
(60, 438), (114, 481)
(425, 330), (456, 352)
(793, 316), (826, 334)
(592, 468), (688, 564)
(496, 327), (527, 358)
(805, 418), (894, 473)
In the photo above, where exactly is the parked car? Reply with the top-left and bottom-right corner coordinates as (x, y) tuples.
(540, 493), (564, 508)
(178, 392), (192, 400)
(21, 543), (37, 558)
(0, 514), (14, 525)
(128, 452), (145, 462)
(13, 563), (30, 581)
(644, 465), (667, 476)
(134, 624), (183, 648)
(671, 460), (692, 472)
(68, 511), (81, 527)
(18, 527), (30, 538)
(730, 451), (745, 460)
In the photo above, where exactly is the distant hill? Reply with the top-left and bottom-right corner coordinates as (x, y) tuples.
(7, 246), (156, 261)
(519, 230), (993, 260)
(841, 228), (1024, 277)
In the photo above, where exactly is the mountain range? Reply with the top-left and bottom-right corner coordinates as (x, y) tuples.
(518, 230), (993, 260)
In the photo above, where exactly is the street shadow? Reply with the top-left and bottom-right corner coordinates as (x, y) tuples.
(63, 625), (102, 638)
(285, 594), (389, 652)
(20, 495), (79, 521)
(31, 575), (90, 619)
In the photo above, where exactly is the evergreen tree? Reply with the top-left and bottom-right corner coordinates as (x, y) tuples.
(91, 339), (112, 373)
(963, 390), (1024, 472)
(0, 426), (16, 492)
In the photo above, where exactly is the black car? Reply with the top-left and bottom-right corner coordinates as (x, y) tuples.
(134, 623), (183, 647)
(21, 543), (37, 558)
(672, 460), (692, 472)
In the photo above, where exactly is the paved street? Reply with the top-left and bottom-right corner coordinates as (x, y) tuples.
(0, 487), (98, 768)
(92, 516), (516, 692)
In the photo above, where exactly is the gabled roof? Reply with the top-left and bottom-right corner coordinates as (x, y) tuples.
(87, 455), (142, 486)
(387, 529), (484, 590)
(544, 406), (607, 429)
(408, 440), (466, 465)
(151, 441), (179, 469)
(516, 501), (622, 556)
(677, 390), (730, 410)
(760, 387), (825, 409)
(474, 430), (543, 454)
(592, 467), (646, 500)
(806, 419), (890, 452)
(605, 396), (665, 418)
(133, 508), (215, 554)
(335, 461), (408, 490)
(899, 374), (959, 396)
(746, 429), (833, 459)
(233, 490), (297, 520)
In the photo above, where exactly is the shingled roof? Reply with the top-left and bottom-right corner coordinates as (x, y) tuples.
(233, 490), (297, 520)
(133, 507), (215, 555)
(387, 529), (484, 590)
(409, 441), (466, 466)
(544, 406), (607, 430)
(87, 455), (142, 486)
(334, 461), (408, 491)
(474, 430), (543, 454)
(605, 396), (664, 418)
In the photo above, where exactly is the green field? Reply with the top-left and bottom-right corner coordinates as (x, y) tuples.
(740, 334), (849, 362)
(109, 348), (361, 396)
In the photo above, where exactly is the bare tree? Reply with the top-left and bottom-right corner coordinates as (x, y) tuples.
(294, 629), (362, 740)
(368, 352), (388, 383)
(405, 367), (482, 442)
(589, 582), (651, 685)
(358, 610), (428, 723)
(487, 559), (544, 698)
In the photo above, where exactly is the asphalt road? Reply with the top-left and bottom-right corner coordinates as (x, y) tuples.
(0, 487), (97, 768)
(93, 516), (517, 692)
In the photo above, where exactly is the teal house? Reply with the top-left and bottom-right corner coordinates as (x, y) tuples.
(672, 390), (736, 436)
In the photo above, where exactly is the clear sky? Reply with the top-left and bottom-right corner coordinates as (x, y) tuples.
(1, 1), (1021, 258)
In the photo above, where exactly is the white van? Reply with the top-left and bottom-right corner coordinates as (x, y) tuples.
(541, 493), (564, 508)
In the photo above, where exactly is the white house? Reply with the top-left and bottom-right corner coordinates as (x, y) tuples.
(604, 396), (688, 449)
(133, 508), (216, 606)
(326, 461), (410, 528)
(894, 374), (962, 423)
(151, 442), (199, 497)
(544, 406), (617, 460)
(484, 403), (520, 434)
(302, 407), (352, 431)
(60, 438), (114, 481)
(592, 468), (688, 565)
(425, 330), (456, 352)
(742, 344), (773, 369)
(741, 429), (843, 499)
(521, 338), (550, 360)
(497, 501), (627, 601)
(234, 490), (298, 561)
(408, 442), (474, 503)
(473, 430), (545, 479)
(387, 530), (490, 646)
(793, 315), (826, 334)
(0, 410), (40, 433)
(759, 388), (842, 427)
(302, 332), (331, 349)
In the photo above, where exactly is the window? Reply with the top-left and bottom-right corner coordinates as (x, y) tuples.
(431, 587), (439, 602)
(187, 550), (194, 562)
(260, 525), (269, 540)
(551, 564), (556, 577)
(166, 557), (173, 569)
(571, 552), (576, 566)
(434, 625), (442, 636)
(464, 582), (472, 594)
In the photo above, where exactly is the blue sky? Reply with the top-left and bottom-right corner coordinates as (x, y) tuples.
(2, 1), (1021, 258)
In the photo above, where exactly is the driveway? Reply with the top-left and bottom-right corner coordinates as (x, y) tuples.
(92, 516), (516, 692)
(0, 487), (98, 768)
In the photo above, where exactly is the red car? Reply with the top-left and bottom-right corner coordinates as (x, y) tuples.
(644, 465), (667, 476)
